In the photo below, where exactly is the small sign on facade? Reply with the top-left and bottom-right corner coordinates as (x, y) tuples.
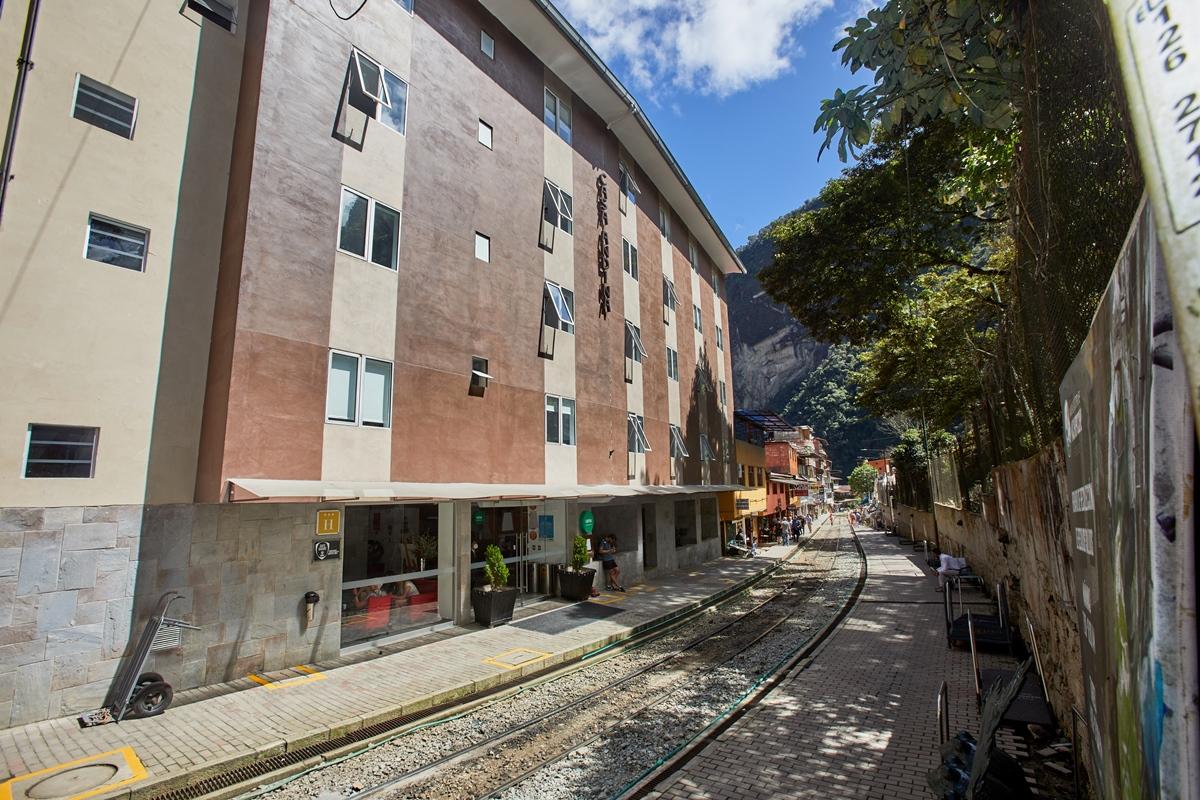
(313, 538), (341, 561)
(316, 509), (341, 536)
(538, 514), (555, 539)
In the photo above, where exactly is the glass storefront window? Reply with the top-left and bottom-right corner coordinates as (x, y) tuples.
(468, 505), (550, 594)
(340, 503), (443, 647)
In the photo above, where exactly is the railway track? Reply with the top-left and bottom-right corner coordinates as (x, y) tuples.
(251, 524), (863, 800)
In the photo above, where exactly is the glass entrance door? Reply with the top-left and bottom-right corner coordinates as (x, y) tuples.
(469, 505), (549, 603)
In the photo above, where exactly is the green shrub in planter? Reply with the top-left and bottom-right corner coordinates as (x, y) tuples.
(484, 544), (510, 588)
(559, 534), (597, 602)
(571, 535), (589, 571)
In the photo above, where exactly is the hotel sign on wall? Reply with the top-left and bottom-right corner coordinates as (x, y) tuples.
(596, 175), (612, 318)
(316, 509), (341, 535)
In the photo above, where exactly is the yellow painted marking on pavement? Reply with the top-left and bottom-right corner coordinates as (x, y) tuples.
(482, 647), (552, 670)
(248, 667), (327, 691)
(588, 593), (622, 605)
(0, 746), (146, 800)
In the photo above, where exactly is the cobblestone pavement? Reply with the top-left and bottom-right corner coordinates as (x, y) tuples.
(0, 540), (806, 797)
(647, 528), (1012, 800)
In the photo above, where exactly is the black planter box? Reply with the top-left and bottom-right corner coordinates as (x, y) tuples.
(557, 566), (597, 602)
(471, 586), (519, 627)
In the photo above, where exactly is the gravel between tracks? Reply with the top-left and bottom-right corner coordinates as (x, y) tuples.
(253, 525), (860, 800)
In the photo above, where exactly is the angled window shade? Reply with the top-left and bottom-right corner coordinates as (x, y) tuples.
(353, 51), (391, 108)
(670, 424), (690, 458)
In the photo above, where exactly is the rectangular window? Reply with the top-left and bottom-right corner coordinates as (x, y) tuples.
(559, 288), (575, 334)
(475, 232), (491, 262)
(361, 358), (393, 427)
(394, 0), (414, 11)
(659, 202), (671, 238)
(700, 433), (715, 462)
(666, 346), (679, 381)
(693, 304), (703, 332)
(544, 281), (575, 332)
(716, 326), (724, 350)
(618, 163), (640, 214)
(352, 50), (390, 108)
(338, 188), (400, 269)
(470, 356), (492, 395)
(376, 68), (408, 135)
(624, 321), (646, 383)
(24, 424), (98, 479)
(478, 119), (493, 149)
(663, 277), (678, 323)
(541, 179), (573, 251)
(480, 30), (494, 58)
(85, 214), (148, 271)
(689, 239), (699, 272)
(669, 424), (689, 458)
(719, 380), (727, 407)
(627, 413), (650, 454)
(186, 0), (236, 30)
(738, 463), (745, 483)
(543, 88), (572, 143)
(72, 75), (136, 139)
(545, 395), (576, 445)
(622, 238), (638, 280)
(326, 352), (359, 423)
(545, 395), (560, 444)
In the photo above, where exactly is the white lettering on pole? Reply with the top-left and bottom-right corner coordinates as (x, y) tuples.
(1071, 483), (1095, 512)
(1076, 527), (1096, 555)
(1127, 0), (1200, 232)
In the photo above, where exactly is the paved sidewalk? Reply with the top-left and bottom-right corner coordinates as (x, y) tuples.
(0, 542), (801, 799)
(648, 529), (1013, 800)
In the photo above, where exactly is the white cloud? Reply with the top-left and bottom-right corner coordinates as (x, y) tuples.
(557, 0), (834, 97)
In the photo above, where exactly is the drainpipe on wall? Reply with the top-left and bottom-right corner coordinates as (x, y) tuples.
(0, 0), (43, 227)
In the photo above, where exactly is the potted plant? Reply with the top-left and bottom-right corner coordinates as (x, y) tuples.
(558, 535), (597, 602)
(470, 544), (518, 627)
(415, 533), (438, 571)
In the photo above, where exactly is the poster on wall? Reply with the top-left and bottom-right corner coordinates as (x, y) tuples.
(1059, 200), (1197, 798)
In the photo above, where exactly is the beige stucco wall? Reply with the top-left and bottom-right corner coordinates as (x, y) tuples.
(544, 117), (577, 485)
(0, 1), (242, 507)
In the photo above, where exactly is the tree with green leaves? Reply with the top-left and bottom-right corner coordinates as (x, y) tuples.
(848, 462), (879, 499)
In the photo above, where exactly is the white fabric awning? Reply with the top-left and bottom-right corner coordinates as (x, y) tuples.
(228, 478), (745, 503)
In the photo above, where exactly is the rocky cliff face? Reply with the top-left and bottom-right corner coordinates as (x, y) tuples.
(728, 229), (828, 412)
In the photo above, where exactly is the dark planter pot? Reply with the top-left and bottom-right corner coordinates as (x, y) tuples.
(471, 586), (519, 627)
(558, 567), (597, 602)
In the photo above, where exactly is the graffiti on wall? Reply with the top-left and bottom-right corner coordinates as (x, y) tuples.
(1059, 199), (1198, 799)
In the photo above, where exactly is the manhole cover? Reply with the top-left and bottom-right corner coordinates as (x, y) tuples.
(25, 764), (119, 799)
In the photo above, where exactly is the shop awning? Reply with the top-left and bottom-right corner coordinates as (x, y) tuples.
(768, 473), (802, 486)
(227, 478), (746, 503)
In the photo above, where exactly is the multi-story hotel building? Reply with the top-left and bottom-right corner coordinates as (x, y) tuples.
(0, 0), (742, 726)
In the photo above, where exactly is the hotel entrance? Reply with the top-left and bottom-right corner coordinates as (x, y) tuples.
(469, 504), (555, 601)
(340, 503), (450, 647)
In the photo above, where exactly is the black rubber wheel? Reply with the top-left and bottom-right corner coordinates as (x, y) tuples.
(127, 681), (173, 719)
(136, 672), (163, 687)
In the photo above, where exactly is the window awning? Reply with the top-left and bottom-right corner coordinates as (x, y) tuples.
(768, 472), (802, 486)
(227, 479), (747, 503)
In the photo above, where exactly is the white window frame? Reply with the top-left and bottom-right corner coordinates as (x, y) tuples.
(693, 304), (703, 332)
(375, 66), (409, 136)
(84, 213), (149, 272)
(545, 393), (576, 446)
(478, 119), (493, 149)
(700, 433), (715, 462)
(325, 350), (393, 428)
(659, 202), (671, 238)
(627, 413), (651, 454)
(719, 380), (727, 407)
(618, 162), (640, 215)
(663, 277), (678, 323)
(72, 74), (138, 139)
(625, 321), (647, 363)
(23, 424), (99, 479)
(622, 238), (638, 280)
(543, 88), (571, 143)
(470, 356), (493, 394)
(666, 346), (679, 381)
(481, 30), (495, 58)
(541, 179), (573, 252)
(689, 238), (699, 272)
(337, 187), (401, 270)
(394, 0), (414, 12)
(669, 424), (690, 458)
(716, 325), (724, 350)
(475, 232), (491, 262)
(352, 50), (391, 109)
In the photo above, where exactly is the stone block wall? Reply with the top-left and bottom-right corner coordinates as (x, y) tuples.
(136, 503), (343, 694)
(0, 501), (343, 728)
(0, 505), (142, 727)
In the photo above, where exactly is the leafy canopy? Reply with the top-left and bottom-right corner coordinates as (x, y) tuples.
(816, 0), (1020, 161)
(848, 463), (879, 497)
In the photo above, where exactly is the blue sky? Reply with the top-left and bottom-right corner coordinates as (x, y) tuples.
(557, 0), (874, 248)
